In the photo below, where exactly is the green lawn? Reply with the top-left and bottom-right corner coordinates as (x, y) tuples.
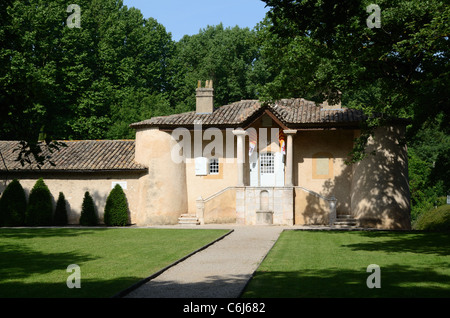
(0, 227), (229, 298)
(242, 230), (450, 298)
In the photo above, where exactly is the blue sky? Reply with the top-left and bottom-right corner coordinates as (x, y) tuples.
(122, 0), (269, 41)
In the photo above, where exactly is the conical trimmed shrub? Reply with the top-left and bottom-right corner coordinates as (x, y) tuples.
(54, 192), (68, 226)
(104, 184), (129, 226)
(79, 191), (98, 226)
(26, 178), (53, 226)
(0, 179), (27, 226)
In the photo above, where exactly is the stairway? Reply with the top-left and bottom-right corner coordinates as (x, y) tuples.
(178, 214), (200, 225)
(333, 214), (358, 228)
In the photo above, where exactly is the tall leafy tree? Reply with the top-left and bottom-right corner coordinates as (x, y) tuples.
(259, 0), (449, 135)
(169, 24), (270, 110)
(0, 0), (176, 161)
(259, 0), (449, 218)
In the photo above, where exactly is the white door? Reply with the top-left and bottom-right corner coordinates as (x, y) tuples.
(274, 152), (285, 186)
(260, 152), (275, 186)
(249, 149), (259, 186)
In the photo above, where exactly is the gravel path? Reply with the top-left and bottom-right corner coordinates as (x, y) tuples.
(122, 225), (284, 298)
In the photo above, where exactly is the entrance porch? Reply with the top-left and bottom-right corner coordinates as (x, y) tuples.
(191, 127), (339, 226)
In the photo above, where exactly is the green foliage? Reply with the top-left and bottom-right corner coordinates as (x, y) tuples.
(79, 191), (98, 226)
(260, 0), (449, 160)
(104, 184), (129, 226)
(25, 178), (53, 226)
(414, 203), (450, 232)
(169, 24), (268, 110)
(0, 179), (27, 226)
(1, 0), (448, 227)
(260, 0), (449, 219)
(53, 192), (68, 226)
(0, 0), (176, 146)
(408, 114), (449, 221)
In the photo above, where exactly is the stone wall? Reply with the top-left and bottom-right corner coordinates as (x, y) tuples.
(236, 187), (294, 225)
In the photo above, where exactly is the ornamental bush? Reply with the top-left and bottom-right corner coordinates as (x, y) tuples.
(414, 204), (450, 232)
(79, 191), (98, 226)
(0, 179), (27, 226)
(54, 192), (68, 226)
(26, 178), (53, 226)
(104, 184), (129, 226)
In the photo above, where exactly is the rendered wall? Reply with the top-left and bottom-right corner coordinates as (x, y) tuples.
(293, 130), (355, 215)
(350, 126), (411, 229)
(294, 187), (330, 225)
(134, 128), (188, 225)
(203, 187), (236, 224)
(0, 172), (143, 224)
(184, 129), (238, 214)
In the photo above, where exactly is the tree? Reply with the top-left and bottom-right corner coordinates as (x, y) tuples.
(54, 192), (68, 226)
(0, 179), (27, 226)
(79, 191), (98, 226)
(169, 24), (269, 110)
(26, 178), (53, 226)
(259, 0), (449, 219)
(259, 0), (449, 153)
(0, 0), (176, 160)
(104, 184), (129, 226)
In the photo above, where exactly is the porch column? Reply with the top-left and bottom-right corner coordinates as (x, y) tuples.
(283, 130), (297, 187)
(233, 129), (246, 187)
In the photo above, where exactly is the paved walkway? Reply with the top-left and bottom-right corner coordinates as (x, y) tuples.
(122, 225), (284, 298)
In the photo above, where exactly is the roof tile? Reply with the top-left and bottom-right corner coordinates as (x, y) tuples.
(0, 140), (146, 172)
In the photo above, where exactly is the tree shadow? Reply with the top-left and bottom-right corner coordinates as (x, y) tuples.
(243, 264), (450, 298)
(0, 228), (107, 239)
(0, 228), (155, 298)
(343, 231), (450, 257)
(309, 126), (411, 229)
(0, 276), (145, 298)
(0, 242), (95, 282)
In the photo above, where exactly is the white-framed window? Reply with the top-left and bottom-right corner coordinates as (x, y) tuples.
(260, 153), (274, 174)
(209, 158), (219, 175)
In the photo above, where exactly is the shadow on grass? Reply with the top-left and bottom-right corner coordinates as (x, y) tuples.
(242, 230), (450, 298)
(243, 264), (450, 298)
(0, 227), (108, 239)
(0, 277), (143, 298)
(342, 231), (450, 257)
(0, 228), (135, 298)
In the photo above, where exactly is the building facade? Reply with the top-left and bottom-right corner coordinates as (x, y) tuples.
(0, 83), (411, 229)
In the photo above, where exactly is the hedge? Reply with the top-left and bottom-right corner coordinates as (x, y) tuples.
(414, 204), (450, 232)
(79, 191), (98, 226)
(54, 192), (68, 226)
(104, 184), (129, 226)
(0, 179), (27, 226)
(26, 178), (53, 226)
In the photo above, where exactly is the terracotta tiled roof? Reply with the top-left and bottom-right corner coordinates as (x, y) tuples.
(0, 140), (146, 172)
(130, 98), (379, 129)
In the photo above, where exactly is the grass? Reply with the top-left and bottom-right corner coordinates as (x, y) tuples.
(0, 227), (229, 298)
(242, 230), (450, 298)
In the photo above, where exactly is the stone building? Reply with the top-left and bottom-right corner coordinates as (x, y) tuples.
(0, 83), (411, 229)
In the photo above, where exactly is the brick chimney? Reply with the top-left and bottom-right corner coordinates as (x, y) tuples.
(196, 80), (214, 114)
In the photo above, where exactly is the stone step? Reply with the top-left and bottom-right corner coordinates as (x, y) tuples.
(178, 214), (200, 225)
(334, 221), (357, 226)
(336, 214), (354, 219)
(334, 219), (356, 225)
(333, 215), (357, 228)
(180, 214), (197, 218)
(333, 213), (357, 228)
(332, 224), (358, 229)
